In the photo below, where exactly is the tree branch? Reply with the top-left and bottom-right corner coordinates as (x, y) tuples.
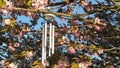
(14, 7), (73, 17)
(13, 4), (120, 18)
(103, 47), (120, 51)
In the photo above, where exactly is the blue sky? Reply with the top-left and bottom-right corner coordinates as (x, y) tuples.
(2, 0), (106, 30)
(17, 0), (97, 30)
(15, 0), (118, 30)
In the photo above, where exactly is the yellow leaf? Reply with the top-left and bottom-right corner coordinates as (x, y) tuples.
(27, 0), (32, 7)
(1, 28), (8, 32)
(65, 0), (70, 4)
(90, 44), (97, 52)
(21, 51), (27, 57)
(0, 0), (3, 7)
(33, 60), (40, 65)
(71, 62), (79, 68)
(33, 65), (41, 68)
(10, 22), (15, 27)
(22, 24), (28, 31)
(84, 30), (90, 34)
(33, 60), (42, 68)
(53, 64), (58, 68)
(90, 44), (96, 49)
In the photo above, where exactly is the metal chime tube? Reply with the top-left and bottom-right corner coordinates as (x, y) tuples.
(42, 23), (54, 64)
(49, 23), (52, 56)
(52, 25), (55, 54)
(42, 24), (45, 64)
(44, 23), (47, 61)
(42, 23), (47, 64)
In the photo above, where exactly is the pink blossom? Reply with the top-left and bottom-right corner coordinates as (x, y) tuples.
(62, 35), (67, 41)
(80, 36), (88, 41)
(1, 60), (6, 68)
(18, 31), (23, 39)
(7, 63), (17, 68)
(79, 63), (85, 68)
(26, 11), (32, 17)
(60, 41), (64, 45)
(57, 60), (63, 68)
(60, 17), (66, 21)
(94, 52), (98, 56)
(1, 59), (18, 68)
(55, 32), (59, 37)
(67, 46), (76, 54)
(10, 30), (15, 37)
(81, 0), (88, 7)
(57, 56), (69, 68)
(67, 30), (71, 34)
(84, 20), (92, 28)
(8, 45), (15, 51)
(25, 51), (34, 60)
(70, 19), (78, 26)
(14, 42), (20, 47)
(95, 26), (103, 32)
(94, 17), (101, 24)
(79, 62), (92, 68)
(5, 1), (14, 10)
(32, 0), (48, 10)
(0, 1), (14, 16)
(98, 49), (104, 54)
(84, 2), (93, 12)
(1, 9), (9, 16)
(74, 33), (80, 38)
(17, 0), (24, 7)
(3, 18), (11, 25)
(44, 60), (49, 67)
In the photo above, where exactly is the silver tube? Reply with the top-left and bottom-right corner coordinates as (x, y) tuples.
(52, 25), (55, 54)
(42, 24), (45, 64)
(49, 23), (52, 56)
(44, 23), (47, 61)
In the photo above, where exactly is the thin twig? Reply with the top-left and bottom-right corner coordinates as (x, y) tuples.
(103, 47), (120, 51)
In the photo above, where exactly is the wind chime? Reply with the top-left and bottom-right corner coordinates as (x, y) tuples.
(41, 23), (55, 64)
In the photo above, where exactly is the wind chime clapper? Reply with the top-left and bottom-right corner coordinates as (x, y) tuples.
(41, 22), (55, 64)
